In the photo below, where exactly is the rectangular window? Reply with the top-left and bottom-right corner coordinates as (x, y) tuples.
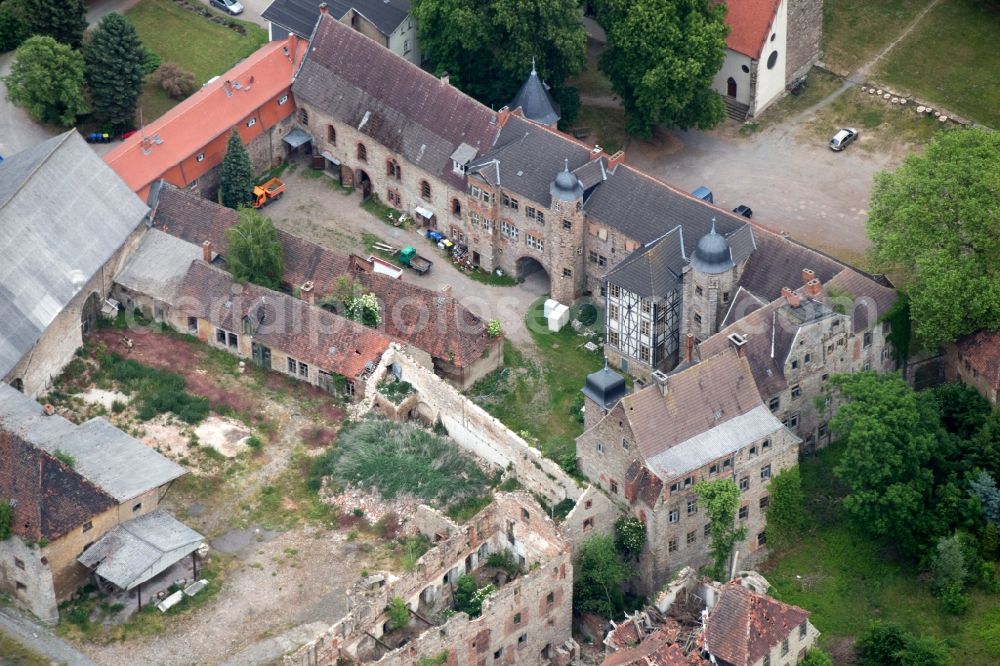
(722, 458), (732, 469)
(760, 495), (770, 510)
(562, 219), (572, 230)
(610, 480), (618, 494)
(763, 656), (770, 666)
(15, 581), (26, 591)
(547, 591), (555, 604)
(769, 396), (780, 412)
(695, 286), (703, 296)
(791, 384), (801, 399)
(562, 268), (572, 278)
(216, 328), (226, 344)
(470, 185), (481, 198)
(526, 235), (544, 251)
(693, 312), (702, 325)
(791, 359), (799, 369)
(132, 502), (142, 513)
(526, 206), (536, 220)
(670, 482), (679, 494)
(740, 476), (750, 491)
(518, 633), (527, 644)
(288, 357), (297, 373)
(781, 638), (789, 656)
(704, 523), (711, 537)
(640, 320), (650, 336)
(804, 353), (812, 364)
(709, 463), (719, 476)
(864, 331), (873, 347)
(609, 331), (620, 347)
(668, 538), (678, 553)
(641, 300), (651, 314)
(83, 520), (93, 532)
(762, 439), (771, 452)
(761, 464), (772, 480)
(739, 505), (749, 520)
(14, 558), (25, 570)
(609, 284), (620, 298)
(749, 445), (758, 458)
(684, 476), (693, 488)
(639, 346), (650, 362)
(187, 316), (198, 332)
(228, 332), (238, 349)
(758, 531), (767, 546)
(687, 530), (696, 545)
(500, 220), (519, 240)
(687, 498), (698, 515)
(609, 304), (619, 319)
(537, 211), (545, 224)
(598, 254), (606, 267)
(799, 621), (808, 639)
(622, 439), (629, 451)
(588, 250), (597, 263)
(298, 362), (309, 378)
(668, 508), (679, 523)
(596, 441), (604, 454)
(513, 612), (522, 624)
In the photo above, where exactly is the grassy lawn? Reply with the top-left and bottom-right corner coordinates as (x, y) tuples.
(822, 0), (934, 74)
(802, 86), (945, 152)
(573, 104), (628, 155)
(470, 298), (604, 470)
(875, 0), (1000, 127)
(0, 633), (49, 666)
(125, 0), (267, 122)
(762, 443), (1000, 665)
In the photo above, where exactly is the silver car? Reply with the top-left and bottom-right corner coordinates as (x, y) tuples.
(210, 0), (244, 15)
(829, 128), (858, 151)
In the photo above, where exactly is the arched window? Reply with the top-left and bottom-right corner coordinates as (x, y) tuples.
(420, 180), (431, 200)
(451, 198), (461, 217)
(767, 51), (778, 69)
(298, 108), (309, 125)
(386, 158), (401, 180)
(327, 125), (336, 144)
(357, 143), (367, 162)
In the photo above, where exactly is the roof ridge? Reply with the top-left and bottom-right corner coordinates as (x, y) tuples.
(0, 131), (74, 212)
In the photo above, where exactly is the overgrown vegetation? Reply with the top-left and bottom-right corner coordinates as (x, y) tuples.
(310, 418), (493, 515)
(695, 478), (745, 581)
(572, 534), (636, 618)
(377, 378), (415, 404)
(614, 515), (647, 558)
(452, 573), (495, 618)
(765, 467), (806, 551)
(0, 499), (11, 540)
(94, 349), (209, 424)
(386, 597), (409, 631)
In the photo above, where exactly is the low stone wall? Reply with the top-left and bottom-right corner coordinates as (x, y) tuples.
(858, 83), (974, 126)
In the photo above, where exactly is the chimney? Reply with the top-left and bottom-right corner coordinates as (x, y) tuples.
(806, 278), (823, 297)
(802, 268), (815, 285)
(42, 404), (55, 416)
(685, 333), (694, 364)
(651, 370), (669, 397)
(301, 281), (314, 304)
(439, 72), (450, 86)
(727, 332), (747, 357)
(607, 150), (626, 172)
(781, 287), (801, 308)
(202, 240), (212, 263)
(318, 2), (328, 14)
(589, 145), (603, 161)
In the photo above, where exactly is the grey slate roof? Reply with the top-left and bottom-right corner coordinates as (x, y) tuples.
(262, 0), (409, 38)
(114, 229), (203, 304)
(0, 384), (186, 502)
(605, 227), (686, 298)
(508, 64), (560, 126)
(292, 13), (498, 189)
(735, 229), (842, 303)
(582, 366), (627, 410)
(78, 510), (204, 590)
(0, 132), (147, 379)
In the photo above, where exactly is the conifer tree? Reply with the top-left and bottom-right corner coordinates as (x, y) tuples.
(220, 129), (254, 209)
(84, 13), (146, 131)
(22, 0), (86, 48)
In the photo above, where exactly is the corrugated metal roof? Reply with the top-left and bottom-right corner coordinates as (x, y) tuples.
(0, 132), (148, 378)
(78, 510), (204, 590)
(114, 229), (203, 304)
(0, 384), (186, 502)
(647, 405), (787, 479)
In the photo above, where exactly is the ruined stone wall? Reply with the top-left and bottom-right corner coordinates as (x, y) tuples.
(786, 0), (823, 84)
(0, 538), (58, 624)
(559, 485), (619, 552)
(6, 225), (146, 398)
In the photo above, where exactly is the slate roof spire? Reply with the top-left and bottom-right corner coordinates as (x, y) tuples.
(509, 60), (561, 127)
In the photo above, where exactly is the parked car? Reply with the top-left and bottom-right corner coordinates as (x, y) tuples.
(210, 0), (244, 15)
(732, 205), (753, 219)
(691, 186), (714, 203)
(829, 128), (858, 151)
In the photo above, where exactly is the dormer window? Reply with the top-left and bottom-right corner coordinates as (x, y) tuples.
(453, 160), (466, 174)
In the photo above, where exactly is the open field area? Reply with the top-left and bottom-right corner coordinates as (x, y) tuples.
(821, 0), (934, 74)
(763, 443), (1000, 665)
(126, 0), (267, 121)
(874, 0), (1000, 127)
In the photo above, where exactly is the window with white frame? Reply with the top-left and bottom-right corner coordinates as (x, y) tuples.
(526, 234), (543, 251)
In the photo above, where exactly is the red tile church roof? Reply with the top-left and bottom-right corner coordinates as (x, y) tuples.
(724, 0), (782, 59)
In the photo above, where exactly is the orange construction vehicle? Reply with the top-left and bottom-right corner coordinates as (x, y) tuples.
(252, 178), (285, 209)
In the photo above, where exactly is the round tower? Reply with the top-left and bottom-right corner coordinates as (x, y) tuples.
(684, 220), (738, 339)
(549, 159), (585, 303)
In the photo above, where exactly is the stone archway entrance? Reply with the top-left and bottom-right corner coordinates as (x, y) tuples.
(515, 255), (550, 294)
(81, 292), (101, 334)
(355, 168), (372, 201)
(727, 77), (737, 97)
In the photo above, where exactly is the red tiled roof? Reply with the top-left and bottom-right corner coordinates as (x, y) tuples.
(176, 261), (390, 378)
(955, 329), (1000, 390)
(104, 35), (307, 199)
(724, 0), (781, 58)
(602, 631), (709, 666)
(0, 429), (117, 542)
(705, 582), (809, 666)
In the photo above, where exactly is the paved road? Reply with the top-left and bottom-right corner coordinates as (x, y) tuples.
(0, 605), (98, 666)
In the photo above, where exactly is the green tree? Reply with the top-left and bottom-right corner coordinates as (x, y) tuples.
(452, 573), (494, 618)
(695, 478), (745, 580)
(931, 534), (968, 614)
(572, 535), (634, 617)
(856, 622), (948, 666)
(225, 208), (285, 289)
(765, 467), (806, 550)
(21, 0), (86, 48)
(2, 35), (88, 125)
(595, 0), (727, 137)
(0, 0), (29, 52)
(799, 649), (833, 666)
(969, 470), (1000, 525)
(84, 13), (146, 131)
(0, 500), (11, 540)
(220, 129), (254, 209)
(386, 597), (409, 631)
(867, 128), (1000, 349)
(614, 515), (646, 557)
(412, 0), (586, 124)
(829, 372), (939, 556)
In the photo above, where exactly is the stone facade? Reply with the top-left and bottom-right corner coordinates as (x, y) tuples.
(283, 494), (576, 666)
(681, 261), (746, 342)
(4, 226), (146, 399)
(786, 0), (824, 84)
